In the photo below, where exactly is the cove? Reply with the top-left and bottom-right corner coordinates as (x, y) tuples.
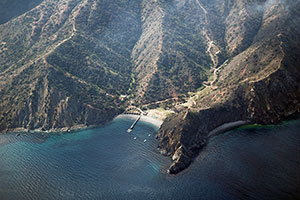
(0, 117), (299, 200)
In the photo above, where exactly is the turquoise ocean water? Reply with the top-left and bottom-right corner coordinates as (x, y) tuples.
(0, 117), (299, 200)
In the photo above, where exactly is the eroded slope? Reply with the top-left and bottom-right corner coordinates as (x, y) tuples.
(157, 0), (300, 174)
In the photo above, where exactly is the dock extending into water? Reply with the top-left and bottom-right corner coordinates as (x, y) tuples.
(127, 115), (141, 132)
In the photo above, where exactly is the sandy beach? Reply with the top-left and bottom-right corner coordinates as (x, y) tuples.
(114, 114), (163, 128)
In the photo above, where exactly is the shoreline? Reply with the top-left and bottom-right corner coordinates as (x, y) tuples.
(0, 124), (91, 135)
(0, 114), (164, 135)
(114, 114), (164, 128)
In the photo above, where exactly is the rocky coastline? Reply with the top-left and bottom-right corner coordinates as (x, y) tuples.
(156, 65), (300, 174)
(155, 0), (300, 174)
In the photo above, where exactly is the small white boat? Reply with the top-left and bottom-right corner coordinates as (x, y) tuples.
(148, 134), (151, 137)
(134, 137), (137, 140)
(143, 139), (147, 143)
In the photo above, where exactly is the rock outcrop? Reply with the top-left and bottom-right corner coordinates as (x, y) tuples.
(157, 0), (300, 174)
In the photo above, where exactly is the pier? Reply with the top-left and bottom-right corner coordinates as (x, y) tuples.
(127, 114), (141, 132)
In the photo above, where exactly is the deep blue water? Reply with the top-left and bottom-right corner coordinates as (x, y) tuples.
(0, 117), (299, 200)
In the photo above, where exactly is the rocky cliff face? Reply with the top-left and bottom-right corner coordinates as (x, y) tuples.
(157, 0), (300, 174)
(0, 0), (299, 173)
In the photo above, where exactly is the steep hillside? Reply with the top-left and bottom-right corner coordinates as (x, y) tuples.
(133, 0), (212, 103)
(157, 0), (300, 174)
(0, 0), (217, 132)
(0, 0), (142, 131)
(0, 0), (300, 174)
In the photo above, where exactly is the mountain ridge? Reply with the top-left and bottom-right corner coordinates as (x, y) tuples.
(0, 0), (300, 174)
